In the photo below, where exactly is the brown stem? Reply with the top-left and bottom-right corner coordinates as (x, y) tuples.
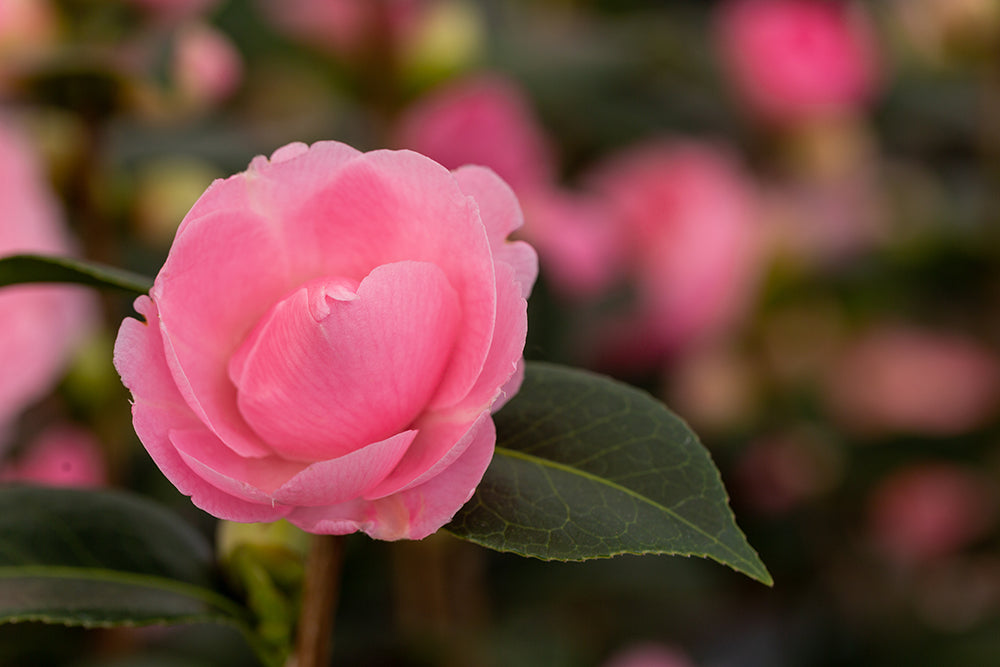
(285, 534), (345, 667)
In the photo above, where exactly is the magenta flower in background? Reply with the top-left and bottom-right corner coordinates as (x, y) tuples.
(868, 463), (997, 565)
(823, 326), (1000, 437)
(172, 22), (244, 109)
(519, 189), (624, 299)
(586, 141), (761, 369)
(114, 141), (537, 540)
(261, 0), (422, 59)
(395, 74), (555, 194)
(713, 0), (882, 124)
(0, 120), (93, 441)
(1, 425), (107, 488)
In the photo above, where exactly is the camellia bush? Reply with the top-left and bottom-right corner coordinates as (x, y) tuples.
(3, 1), (1000, 666)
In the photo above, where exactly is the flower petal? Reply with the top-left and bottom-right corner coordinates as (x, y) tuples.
(453, 164), (539, 297)
(114, 297), (289, 523)
(272, 430), (416, 506)
(288, 413), (495, 540)
(230, 261), (461, 461)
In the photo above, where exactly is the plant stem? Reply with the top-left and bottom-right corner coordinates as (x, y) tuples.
(285, 534), (345, 667)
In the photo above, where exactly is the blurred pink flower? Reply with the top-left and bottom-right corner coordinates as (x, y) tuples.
(0, 120), (93, 439)
(714, 0), (882, 123)
(395, 74), (555, 193)
(0, 0), (57, 55)
(586, 141), (760, 368)
(519, 189), (624, 299)
(868, 463), (997, 564)
(734, 430), (843, 515)
(173, 22), (243, 108)
(1, 426), (107, 488)
(0, 0), (58, 86)
(261, 0), (422, 60)
(824, 327), (1000, 436)
(603, 642), (698, 667)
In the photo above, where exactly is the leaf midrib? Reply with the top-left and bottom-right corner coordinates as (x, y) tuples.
(493, 446), (758, 571)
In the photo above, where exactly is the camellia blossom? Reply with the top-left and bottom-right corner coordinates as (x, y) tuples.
(1, 425), (107, 488)
(114, 141), (537, 540)
(0, 120), (92, 440)
(172, 22), (243, 109)
(586, 140), (760, 368)
(868, 463), (997, 564)
(824, 326), (1000, 436)
(395, 74), (555, 194)
(713, 0), (881, 123)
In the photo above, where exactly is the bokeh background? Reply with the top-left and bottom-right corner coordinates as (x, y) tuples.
(2, 0), (1000, 665)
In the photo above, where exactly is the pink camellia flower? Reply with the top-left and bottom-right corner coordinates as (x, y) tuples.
(1, 425), (107, 488)
(114, 141), (537, 540)
(868, 463), (997, 565)
(824, 327), (1000, 437)
(395, 74), (555, 194)
(0, 121), (92, 440)
(714, 0), (881, 123)
(173, 22), (243, 108)
(518, 189), (624, 299)
(586, 141), (760, 368)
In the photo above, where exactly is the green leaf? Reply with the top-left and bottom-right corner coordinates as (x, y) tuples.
(0, 486), (272, 661)
(447, 362), (772, 585)
(0, 254), (153, 295)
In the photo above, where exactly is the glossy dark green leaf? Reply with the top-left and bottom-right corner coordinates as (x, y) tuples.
(0, 254), (153, 295)
(448, 362), (771, 585)
(0, 486), (266, 656)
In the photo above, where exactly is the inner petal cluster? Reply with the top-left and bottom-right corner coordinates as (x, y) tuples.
(228, 261), (461, 462)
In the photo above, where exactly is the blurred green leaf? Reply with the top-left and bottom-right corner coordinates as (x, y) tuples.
(0, 254), (153, 295)
(0, 486), (275, 665)
(448, 363), (772, 585)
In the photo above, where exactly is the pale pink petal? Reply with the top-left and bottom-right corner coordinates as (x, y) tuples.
(114, 297), (289, 523)
(170, 428), (305, 502)
(364, 409), (492, 499)
(492, 357), (525, 414)
(285, 150), (498, 408)
(284, 498), (370, 537)
(288, 414), (496, 540)
(177, 141), (361, 235)
(154, 208), (294, 458)
(230, 261), (460, 461)
(452, 164), (539, 298)
(368, 413), (496, 540)
(452, 261), (528, 413)
(452, 165), (524, 245)
(272, 430), (416, 506)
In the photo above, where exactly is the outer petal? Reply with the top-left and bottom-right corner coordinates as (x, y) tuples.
(154, 207), (299, 458)
(272, 430), (416, 506)
(287, 414), (496, 540)
(176, 140), (361, 239)
(453, 164), (539, 297)
(450, 261), (528, 414)
(364, 410), (491, 499)
(113, 297), (289, 523)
